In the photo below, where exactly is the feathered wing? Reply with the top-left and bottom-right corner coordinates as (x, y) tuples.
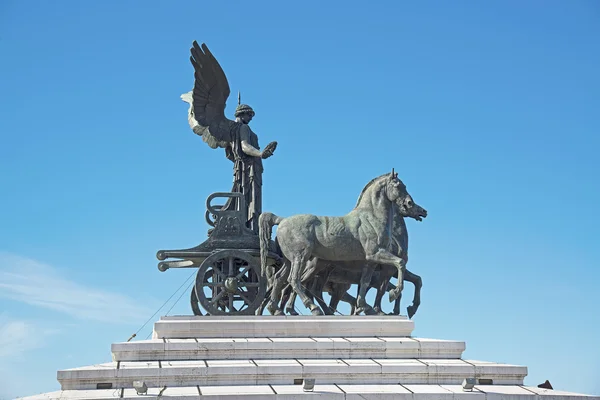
(181, 41), (237, 149)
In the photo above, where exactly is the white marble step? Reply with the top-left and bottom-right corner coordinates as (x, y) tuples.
(19, 384), (600, 400)
(57, 358), (527, 390)
(152, 315), (414, 339)
(112, 337), (465, 361)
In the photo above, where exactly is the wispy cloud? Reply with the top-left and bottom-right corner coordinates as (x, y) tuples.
(0, 314), (59, 359)
(0, 316), (60, 400)
(0, 253), (153, 324)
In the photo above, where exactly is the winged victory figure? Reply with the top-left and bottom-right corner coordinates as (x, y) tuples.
(181, 41), (277, 234)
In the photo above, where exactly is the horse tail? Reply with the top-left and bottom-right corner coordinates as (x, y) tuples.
(259, 212), (283, 277)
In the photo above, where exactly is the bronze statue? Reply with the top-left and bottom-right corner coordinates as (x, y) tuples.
(181, 41), (277, 233)
(159, 41), (428, 317)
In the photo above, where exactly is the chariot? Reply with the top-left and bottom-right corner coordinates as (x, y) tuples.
(157, 192), (281, 316)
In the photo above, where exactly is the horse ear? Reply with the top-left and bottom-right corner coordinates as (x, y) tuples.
(391, 168), (395, 177)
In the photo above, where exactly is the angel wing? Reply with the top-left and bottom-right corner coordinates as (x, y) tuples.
(181, 41), (237, 149)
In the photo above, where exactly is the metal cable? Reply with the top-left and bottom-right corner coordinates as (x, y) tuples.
(127, 269), (196, 342)
(144, 278), (196, 340)
(165, 279), (196, 317)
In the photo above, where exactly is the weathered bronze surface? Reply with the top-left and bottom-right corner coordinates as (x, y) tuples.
(157, 42), (427, 318)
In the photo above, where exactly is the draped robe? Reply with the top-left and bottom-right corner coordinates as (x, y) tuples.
(223, 123), (263, 233)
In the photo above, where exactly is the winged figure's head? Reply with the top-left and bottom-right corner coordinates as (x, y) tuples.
(235, 104), (255, 124)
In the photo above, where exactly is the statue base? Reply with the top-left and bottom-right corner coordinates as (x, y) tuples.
(20, 316), (600, 399)
(151, 315), (414, 339)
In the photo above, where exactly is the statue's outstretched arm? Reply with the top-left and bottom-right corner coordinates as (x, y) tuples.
(242, 139), (277, 159)
(241, 140), (262, 158)
(239, 125), (277, 159)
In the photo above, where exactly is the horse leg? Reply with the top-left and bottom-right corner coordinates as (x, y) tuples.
(314, 289), (332, 314)
(289, 254), (323, 316)
(342, 291), (357, 312)
(384, 280), (402, 315)
(404, 269), (422, 318)
(279, 285), (289, 311)
(373, 278), (389, 315)
(285, 272), (330, 315)
(371, 267), (393, 315)
(365, 249), (405, 302)
(393, 295), (401, 315)
(303, 277), (319, 311)
(341, 291), (377, 315)
(329, 282), (350, 314)
(312, 274), (334, 315)
(354, 265), (375, 315)
(328, 288), (341, 313)
(282, 285), (299, 315)
(394, 284), (403, 315)
(258, 264), (277, 315)
(279, 283), (290, 312)
(257, 287), (271, 315)
(267, 260), (290, 315)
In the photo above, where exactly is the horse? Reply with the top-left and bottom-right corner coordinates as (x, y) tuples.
(259, 171), (427, 315)
(276, 205), (424, 317)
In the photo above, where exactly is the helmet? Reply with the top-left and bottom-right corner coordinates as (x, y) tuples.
(234, 104), (255, 118)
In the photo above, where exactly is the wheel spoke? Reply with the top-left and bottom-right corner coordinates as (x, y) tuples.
(210, 289), (226, 305)
(240, 282), (260, 287)
(228, 293), (234, 310)
(237, 291), (252, 305)
(203, 282), (224, 287)
(211, 266), (226, 279)
(235, 266), (250, 279)
(228, 257), (234, 276)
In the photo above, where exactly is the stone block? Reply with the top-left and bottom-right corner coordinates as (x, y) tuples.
(152, 315), (414, 339)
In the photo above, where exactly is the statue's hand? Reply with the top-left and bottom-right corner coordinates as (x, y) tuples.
(261, 141), (278, 159)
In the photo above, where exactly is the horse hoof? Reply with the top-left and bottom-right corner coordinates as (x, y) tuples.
(407, 305), (417, 319)
(353, 307), (364, 316)
(267, 306), (279, 316)
(389, 289), (401, 302)
(365, 308), (378, 316)
(286, 309), (299, 316)
(311, 308), (324, 316)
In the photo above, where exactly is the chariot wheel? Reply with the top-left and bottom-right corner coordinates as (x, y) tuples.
(191, 270), (228, 315)
(194, 249), (265, 315)
(190, 288), (203, 316)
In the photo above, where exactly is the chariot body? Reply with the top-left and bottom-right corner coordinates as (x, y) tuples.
(157, 192), (281, 316)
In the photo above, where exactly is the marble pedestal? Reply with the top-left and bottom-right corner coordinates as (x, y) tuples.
(19, 316), (600, 399)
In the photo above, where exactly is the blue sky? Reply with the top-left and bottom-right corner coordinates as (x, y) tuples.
(1, 0), (599, 398)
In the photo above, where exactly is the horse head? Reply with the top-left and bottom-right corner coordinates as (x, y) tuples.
(385, 170), (428, 222)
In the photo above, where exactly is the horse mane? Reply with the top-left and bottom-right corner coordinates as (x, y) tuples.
(354, 173), (390, 209)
